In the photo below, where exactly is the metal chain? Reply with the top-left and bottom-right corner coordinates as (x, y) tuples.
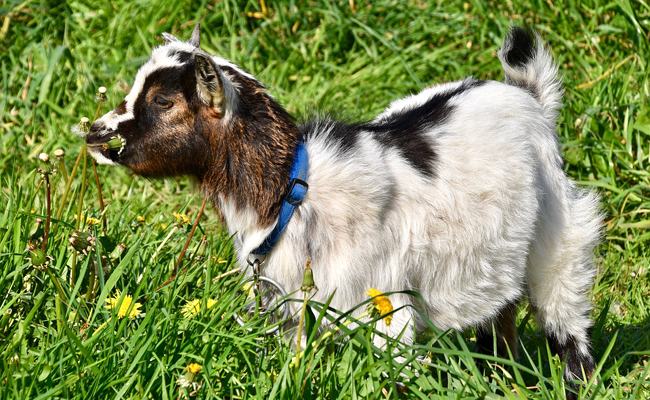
(234, 257), (290, 335)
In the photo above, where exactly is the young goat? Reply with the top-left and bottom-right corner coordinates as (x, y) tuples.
(86, 25), (601, 394)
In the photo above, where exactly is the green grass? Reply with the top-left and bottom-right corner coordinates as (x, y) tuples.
(1, 0), (649, 398)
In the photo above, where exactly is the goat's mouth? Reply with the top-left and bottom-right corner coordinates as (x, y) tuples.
(86, 134), (127, 165)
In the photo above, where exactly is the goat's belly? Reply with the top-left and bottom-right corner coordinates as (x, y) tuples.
(416, 256), (527, 331)
(391, 185), (535, 330)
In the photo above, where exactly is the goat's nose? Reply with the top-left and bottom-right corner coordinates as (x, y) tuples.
(86, 121), (107, 140)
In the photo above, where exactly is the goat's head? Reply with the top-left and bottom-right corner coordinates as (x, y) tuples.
(86, 24), (299, 225)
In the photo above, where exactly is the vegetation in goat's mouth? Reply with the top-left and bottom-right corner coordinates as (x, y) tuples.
(87, 134), (127, 155)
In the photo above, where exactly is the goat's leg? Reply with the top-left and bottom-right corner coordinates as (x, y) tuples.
(526, 187), (600, 399)
(475, 302), (519, 360)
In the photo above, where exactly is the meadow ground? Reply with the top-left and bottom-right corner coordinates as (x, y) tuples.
(1, 0), (649, 398)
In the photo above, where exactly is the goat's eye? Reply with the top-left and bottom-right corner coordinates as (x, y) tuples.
(154, 96), (173, 109)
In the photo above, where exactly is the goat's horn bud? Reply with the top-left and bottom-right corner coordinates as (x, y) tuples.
(103, 134), (126, 155)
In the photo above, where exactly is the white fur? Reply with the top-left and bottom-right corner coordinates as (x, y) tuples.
(223, 48), (601, 355)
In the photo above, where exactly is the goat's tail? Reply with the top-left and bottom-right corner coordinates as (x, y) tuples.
(498, 27), (563, 123)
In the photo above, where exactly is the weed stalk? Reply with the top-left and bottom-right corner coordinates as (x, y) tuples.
(42, 173), (51, 250)
(295, 261), (316, 367)
(91, 159), (107, 235)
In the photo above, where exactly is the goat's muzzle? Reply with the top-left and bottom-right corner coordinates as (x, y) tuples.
(85, 122), (124, 165)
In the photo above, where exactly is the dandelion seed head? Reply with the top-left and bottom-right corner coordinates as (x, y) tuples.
(71, 125), (86, 137)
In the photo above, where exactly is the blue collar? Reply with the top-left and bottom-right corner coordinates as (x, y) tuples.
(251, 141), (309, 256)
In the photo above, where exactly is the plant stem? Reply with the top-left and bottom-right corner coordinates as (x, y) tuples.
(42, 174), (51, 250)
(57, 158), (68, 182)
(93, 97), (103, 122)
(76, 149), (88, 230)
(55, 148), (84, 220)
(70, 252), (78, 288)
(90, 158), (107, 235)
(85, 259), (96, 301)
(55, 295), (63, 333)
(151, 226), (178, 263)
(173, 198), (207, 277)
(46, 267), (67, 302)
(147, 198), (208, 298)
(295, 288), (311, 364)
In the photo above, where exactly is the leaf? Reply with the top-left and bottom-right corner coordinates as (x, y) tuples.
(37, 45), (67, 105)
(37, 365), (51, 382)
(633, 107), (650, 136)
(618, 220), (650, 229)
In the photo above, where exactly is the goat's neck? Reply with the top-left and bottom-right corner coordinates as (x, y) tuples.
(201, 98), (300, 237)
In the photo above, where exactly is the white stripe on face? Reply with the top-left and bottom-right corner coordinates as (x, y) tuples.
(94, 42), (195, 135)
(87, 148), (118, 165)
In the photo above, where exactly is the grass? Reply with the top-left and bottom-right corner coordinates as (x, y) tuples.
(1, 0), (649, 398)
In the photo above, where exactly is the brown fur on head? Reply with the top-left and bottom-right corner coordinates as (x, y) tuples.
(86, 24), (300, 227)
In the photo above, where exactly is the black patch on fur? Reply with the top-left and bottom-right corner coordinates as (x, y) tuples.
(504, 27), (537, 68)
(548, 332), (595, 400)
(362, 78), (486, 176)
(168, 49), (193, 65)
(133, 65), (197, 113)
(300, 116), (362, 153)
(115, 100), (127, 115)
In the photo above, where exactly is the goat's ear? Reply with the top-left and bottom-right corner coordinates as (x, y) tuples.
(195, 52), (226, 115)
(188, 24), (200, 48)
(162, 32), (180, 44)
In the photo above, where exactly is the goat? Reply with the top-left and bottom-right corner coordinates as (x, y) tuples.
(86, 24), (602, 396)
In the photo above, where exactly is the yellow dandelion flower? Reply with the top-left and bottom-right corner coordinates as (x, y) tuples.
(172, 212), (191, 225)
(178, 363), (202, 390)
(365, 288), (393, 327)
(187, 363), (202, 374)
(86, 217), (101, 226)
(105, 290), (143, 319)
(136, 216), (146, 222)
(181, 298), (218, 318)
(181, 299), (201, 318)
